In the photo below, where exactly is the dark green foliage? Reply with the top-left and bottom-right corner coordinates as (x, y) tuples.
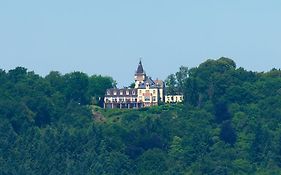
(220, 120), (237, 145)
(63, 71), (90, 104)
(165, 74), (177, 95)
(215, 100), (231, 123)
(165, 66), (188, 95)
(136, 149), (168, 174)
(88, 75), (116, 105)
(1, 58), (281, 174)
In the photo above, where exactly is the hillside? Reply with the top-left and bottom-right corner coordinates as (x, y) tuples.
(1, 58), (281, 174)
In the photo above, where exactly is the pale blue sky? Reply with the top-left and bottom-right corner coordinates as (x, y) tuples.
(0, 1), (281, 86)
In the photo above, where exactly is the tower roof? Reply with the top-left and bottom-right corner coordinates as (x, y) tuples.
(136, 60), (144, 74)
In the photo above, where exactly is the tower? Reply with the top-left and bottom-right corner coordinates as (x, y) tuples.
(134, 59), (146, 88)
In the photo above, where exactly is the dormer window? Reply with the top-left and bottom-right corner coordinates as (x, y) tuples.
(120, 91), (123, 95)
(126, 91), (129, 95)
(107, 90), (111, 95)
(113, 91), (117, 95)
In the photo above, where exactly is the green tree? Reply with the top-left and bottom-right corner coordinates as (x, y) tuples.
(175, 66), (188, 93)
(220, 120), (237, 145)
(165, 74), (177, 95)
(64, 72), (89, 104)
(169, 136), (184, 159)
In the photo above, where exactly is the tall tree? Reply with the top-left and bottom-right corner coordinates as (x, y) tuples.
(63, 72), (89, 104)
(175, 66), (189, 93)
(165, 74), (177, 95)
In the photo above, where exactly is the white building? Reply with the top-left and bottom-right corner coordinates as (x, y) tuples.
(104, 60), (183, 109)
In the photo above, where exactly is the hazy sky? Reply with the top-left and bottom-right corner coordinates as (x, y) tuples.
(1, 1), (281, 86)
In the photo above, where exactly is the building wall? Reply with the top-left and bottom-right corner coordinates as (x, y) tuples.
(104, 87), (183, 108)
(104, 88), (142, 109)
(104, 61), (183, 109)
(158, 88), (164, 102)
(165, 95), (184, 103)
(104, 96), (138, 104)
(134, 74), (146, 88)
(137, 88), (159, 105)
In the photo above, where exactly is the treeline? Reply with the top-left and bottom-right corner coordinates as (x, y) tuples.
(1, 58), (281, 174)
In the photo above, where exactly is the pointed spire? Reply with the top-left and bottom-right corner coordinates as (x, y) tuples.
(136, 57), (144, 74)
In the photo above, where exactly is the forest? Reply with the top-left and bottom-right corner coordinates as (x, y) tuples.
(1, 58), (281, 174)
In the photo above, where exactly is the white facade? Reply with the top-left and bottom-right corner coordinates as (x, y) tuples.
(165, 95), (184, 103)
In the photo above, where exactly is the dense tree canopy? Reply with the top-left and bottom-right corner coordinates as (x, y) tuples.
(1, 58), (281, 174)
(165, 66), (188, 95)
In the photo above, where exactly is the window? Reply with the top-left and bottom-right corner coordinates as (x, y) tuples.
(132, 90), (135, 95)
(152, 96), (156, 101)
(113, 91), (117, 95)
(120, 91), (123, 95)
(145, 96), (150, 101)
(107, 91), (111, 95)
(126, 91), (129, 95)
(153, 90), (156, 94)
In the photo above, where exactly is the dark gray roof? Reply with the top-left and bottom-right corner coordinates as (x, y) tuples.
(138, 77), (159, 89)
(105, 88), (137, 97)
(136, 61), (144, 74)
